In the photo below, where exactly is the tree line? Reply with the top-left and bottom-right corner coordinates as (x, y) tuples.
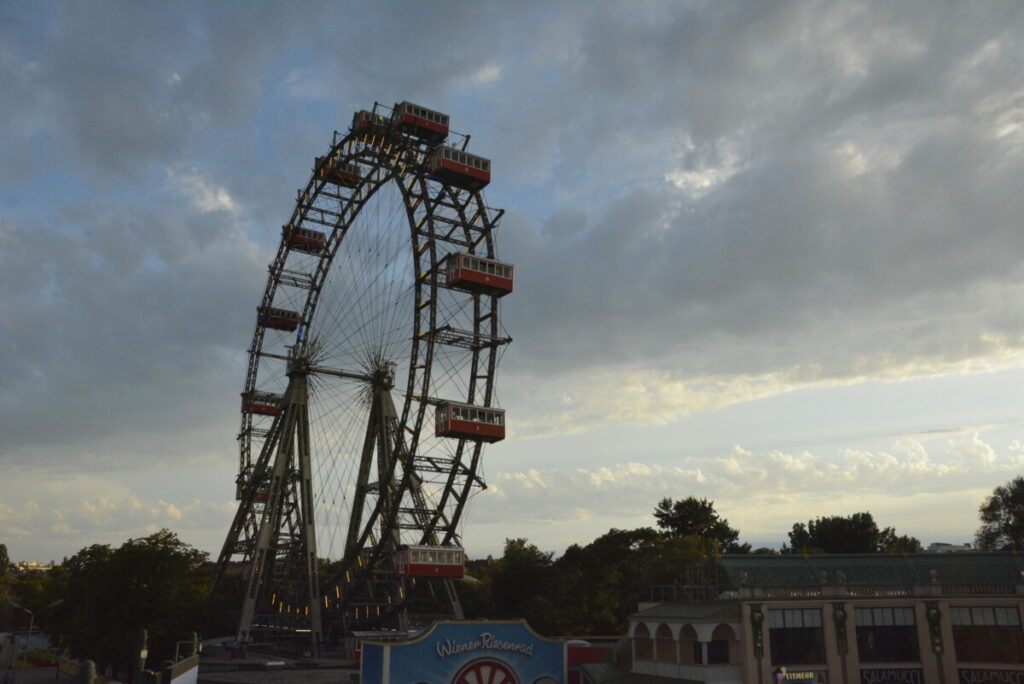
(1, 475), (1022, 669)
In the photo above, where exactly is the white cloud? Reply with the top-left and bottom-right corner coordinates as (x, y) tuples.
(473, 430), (1022, 546)
(168, 170), (237, 214)
(506, 346), (1024, 440)
(667, 135), (746, 196)
(463, 62), (502, 86)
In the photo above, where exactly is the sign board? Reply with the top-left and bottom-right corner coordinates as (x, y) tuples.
(773, 669), (828, 683)
(959, 670), (1024, 684)
(361, 620), (565, 684)
(164, 654), (199, 684)
(861, 668), (924, 684)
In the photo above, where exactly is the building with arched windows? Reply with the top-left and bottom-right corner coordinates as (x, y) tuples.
(613, 553), (1024, 684)
(630, 601), (743, 681)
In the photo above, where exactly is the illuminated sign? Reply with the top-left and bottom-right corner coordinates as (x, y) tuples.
(362, 620), (565, 684)
(773, 670), (827, 683)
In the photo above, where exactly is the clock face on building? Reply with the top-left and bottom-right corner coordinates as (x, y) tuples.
(451, 657), (519, 684)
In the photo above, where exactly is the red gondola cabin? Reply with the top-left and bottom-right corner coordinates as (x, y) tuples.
(443, 253), (513, 297)
(242, 390), (282, 416)
(316, 156), (361, 188)
(257, 306), (300, 332)
(427, 146), (491, 191)
(282, 224), (326, 254)
(391, 101), (449, 144)
(436, 402), (505, 443)
(394, 545), (465, 578)
(351, 109), (391, 135)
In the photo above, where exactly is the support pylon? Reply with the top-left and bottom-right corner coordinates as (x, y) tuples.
(214, 348), (321, 656)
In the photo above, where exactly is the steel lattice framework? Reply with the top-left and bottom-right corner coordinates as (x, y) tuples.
(214, 103), (510, 654)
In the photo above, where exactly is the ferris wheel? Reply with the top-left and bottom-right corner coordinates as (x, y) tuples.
(214, 101), (512, 652)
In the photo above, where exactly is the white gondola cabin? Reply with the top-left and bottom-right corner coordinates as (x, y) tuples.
(316, 156), (361, 188)
(282, 224), (326, 254)
(443, 253), (513, 297)
(258, 306), (300, 332)
(242, 390), (283, 416)
(391, 101), (449, 144)
(436, 402), (505, 443)
(394, 545), (465, 578)
(427, 146), (491, 191)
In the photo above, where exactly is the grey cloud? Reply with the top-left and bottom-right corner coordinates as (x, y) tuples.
(1, 2), (1022, 559)
(0, 198), (266, 457)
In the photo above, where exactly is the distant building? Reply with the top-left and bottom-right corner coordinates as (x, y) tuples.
(615, 553), (1024, 684)
(927, 542), (973, 553)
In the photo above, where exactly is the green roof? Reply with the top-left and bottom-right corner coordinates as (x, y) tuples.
(634, 600), (740, 621)
(719, 552), (1024, 588)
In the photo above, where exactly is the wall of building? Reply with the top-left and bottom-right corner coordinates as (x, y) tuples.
(737, 591), (1024, 684)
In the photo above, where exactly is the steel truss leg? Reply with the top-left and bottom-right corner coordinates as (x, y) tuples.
(230, 368), (322, 657)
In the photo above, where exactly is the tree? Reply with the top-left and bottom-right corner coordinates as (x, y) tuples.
(0, 543), (9, 576)
(45, 530), (210, 676)
(654, 497), (750, 553)
(486, 538), (557, 631)
(878, 529), (923, 554)
(976, 475), (1024, 551)
(787, 512), (920, 554)
(554, 528), (665, 634)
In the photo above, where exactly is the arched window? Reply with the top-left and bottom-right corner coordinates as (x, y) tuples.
(633, 623), (653, 661)
(679, 624), (701, 665)
(709, 624), (736, 664)
(655, 624), (675, 663)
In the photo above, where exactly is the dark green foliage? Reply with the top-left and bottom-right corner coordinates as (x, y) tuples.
(0, 543), (9, 576)
(44, 530), (211, 675)
(787, 512), (920, 554)
(878, 530), (923, 554)
(976, 475), (1024, 551)
(484, 538), (557, 632)
(463, 529), (708, 635)
(653, 497), (750, 553)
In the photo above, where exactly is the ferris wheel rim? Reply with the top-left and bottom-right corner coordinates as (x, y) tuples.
(236, 119), (505, 589)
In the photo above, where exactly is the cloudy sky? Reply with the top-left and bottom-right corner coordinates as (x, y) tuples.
(2, 1), (1022, 562)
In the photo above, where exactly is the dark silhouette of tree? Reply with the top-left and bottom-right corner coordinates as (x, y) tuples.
(976, 475), (1024, 550)
(463, 527), (710, 635)
(45, 530), (210, 676)
(0, 543), (8, 576)
(787, 512), (920, 554)
(556, 527), (664, 634)
(486, 538), (557, 631)
(878, 529), (923, 554)
(654, 497), (750, 553)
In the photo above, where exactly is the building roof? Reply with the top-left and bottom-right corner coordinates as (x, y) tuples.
(633, 600), (740, 622)
(719, 552), (1024, 588)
